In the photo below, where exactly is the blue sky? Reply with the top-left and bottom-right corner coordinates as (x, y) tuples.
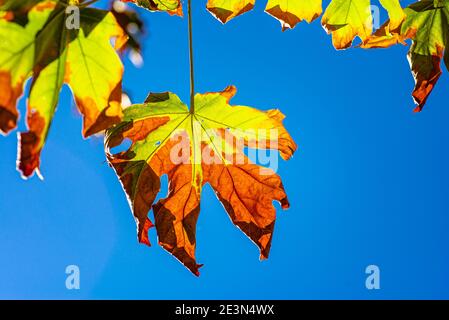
(1, 0), (449, 299)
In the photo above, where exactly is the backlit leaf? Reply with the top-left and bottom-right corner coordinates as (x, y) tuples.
(105, 86), (297, 275)
(206, 0), (255, 23)
(361, 0), (447, 111)
(0, 2), (50, 134)
(361, 0), (406, 49)
(0, 0), (126, 178)
(206, 0), (322, 27)
(322, 0), (373, 49)
(322, 0), (405, 50)
(379, 0), (406, 31)
(401, 0), (448, 111)
(265, 0), (323, 31)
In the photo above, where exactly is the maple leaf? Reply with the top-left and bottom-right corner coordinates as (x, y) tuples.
(206, 0), (322, 28)
(0, 0), (127, 178)
(121, 0), (183, 15)
(361, 0), (407, 49)
(265, 0), (323, 31)
(362, 0), (448, 111)
(380, 0), (407, 31)
(401, 0), (448, 112)
(0, 1), (48, 135)
(206, 0), (255, 24)
(105, 86), (297, 275)
(322, 0), (405, 50)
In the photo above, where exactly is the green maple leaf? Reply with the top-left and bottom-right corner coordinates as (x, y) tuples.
(0, 0), (126, 178)
(322, 0), (405, 49)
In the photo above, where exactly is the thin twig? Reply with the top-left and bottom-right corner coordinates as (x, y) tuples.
(188, 0), (195, 114)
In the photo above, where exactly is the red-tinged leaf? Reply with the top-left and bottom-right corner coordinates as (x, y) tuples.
(408, 50), (443, 113)
(400, 0), (448, 111)
(105, 86), (297, 275)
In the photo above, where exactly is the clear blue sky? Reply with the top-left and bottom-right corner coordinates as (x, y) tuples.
(1, 0), (449, 299)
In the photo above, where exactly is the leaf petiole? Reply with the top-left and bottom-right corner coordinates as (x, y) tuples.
(188, 0), (195, 114)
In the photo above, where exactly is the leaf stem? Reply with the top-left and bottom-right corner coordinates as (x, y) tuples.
(188, 0), (195, 114)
